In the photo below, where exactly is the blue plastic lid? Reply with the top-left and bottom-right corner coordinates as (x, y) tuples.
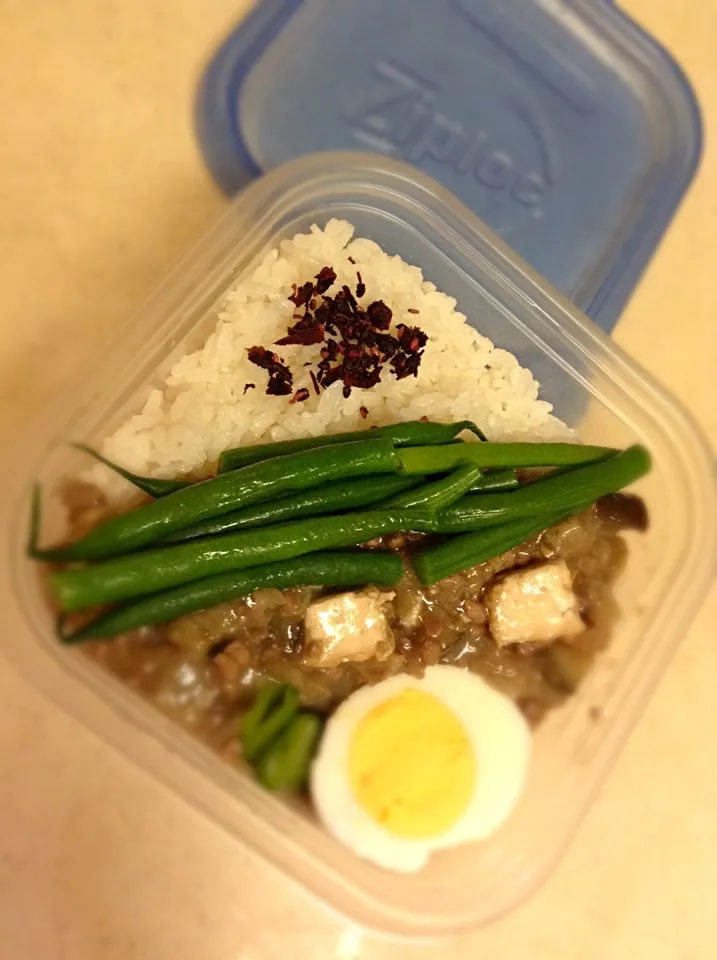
(196, 0), (701, 333)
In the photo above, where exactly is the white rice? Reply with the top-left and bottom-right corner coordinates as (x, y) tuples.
(96, 220), (570, 495)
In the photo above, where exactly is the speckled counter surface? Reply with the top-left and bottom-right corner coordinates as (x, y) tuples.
(0, 1), (716, 957)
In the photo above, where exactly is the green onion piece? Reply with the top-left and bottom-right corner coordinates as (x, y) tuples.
(257, 713), (323, 792)
(241, 684), (300, 763)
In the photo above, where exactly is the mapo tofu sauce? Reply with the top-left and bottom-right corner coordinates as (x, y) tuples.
(58, 479), (647, 762)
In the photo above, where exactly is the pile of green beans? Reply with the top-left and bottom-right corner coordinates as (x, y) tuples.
(32, 421), (650, 640)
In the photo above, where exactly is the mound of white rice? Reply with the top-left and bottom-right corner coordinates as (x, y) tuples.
(97, 220), (570, 494)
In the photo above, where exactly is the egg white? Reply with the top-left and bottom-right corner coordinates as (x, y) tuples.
(310, 665), (531, 873)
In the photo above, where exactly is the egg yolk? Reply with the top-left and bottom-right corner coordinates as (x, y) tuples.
(348, 689), (475, 839)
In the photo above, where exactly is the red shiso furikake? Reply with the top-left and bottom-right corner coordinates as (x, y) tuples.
(247, 266), (427, 399)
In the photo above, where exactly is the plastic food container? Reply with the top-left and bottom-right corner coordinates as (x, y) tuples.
(1, 153), (715, 937)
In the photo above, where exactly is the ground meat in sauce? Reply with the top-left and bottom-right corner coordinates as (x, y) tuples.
(58, 478), (639, 757)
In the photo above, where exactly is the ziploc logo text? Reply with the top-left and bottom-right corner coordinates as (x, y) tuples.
(343, 60), (558, 218)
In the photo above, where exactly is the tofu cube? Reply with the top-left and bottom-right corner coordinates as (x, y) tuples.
(486, 560), (584, 647)
(303, 589), (395, 669)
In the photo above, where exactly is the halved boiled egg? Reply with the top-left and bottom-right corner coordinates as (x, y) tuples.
(310, 665), (531, 873)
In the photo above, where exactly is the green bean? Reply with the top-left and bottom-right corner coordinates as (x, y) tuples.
(35, 437), (398, 563)
(428, 445), (650, 532)
(217, 420), (484, 473)
(397, 441), (616, 474)
(467, 468), (519, 493)
(385, 463), (484, 510)
(50, 508), (429, 611)
(241, 684), (300, 763)
(73, 444), (191, 497)
(413, 508), (584, 586)
(162, 474), (422, 543)
(59, 552), (404, 641)
(257, 713), (323, 792)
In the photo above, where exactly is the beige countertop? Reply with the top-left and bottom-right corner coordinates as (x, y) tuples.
(0, 1), (716, 957)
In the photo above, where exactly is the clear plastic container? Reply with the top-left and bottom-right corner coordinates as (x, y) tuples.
(1, 153), (715, 937)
